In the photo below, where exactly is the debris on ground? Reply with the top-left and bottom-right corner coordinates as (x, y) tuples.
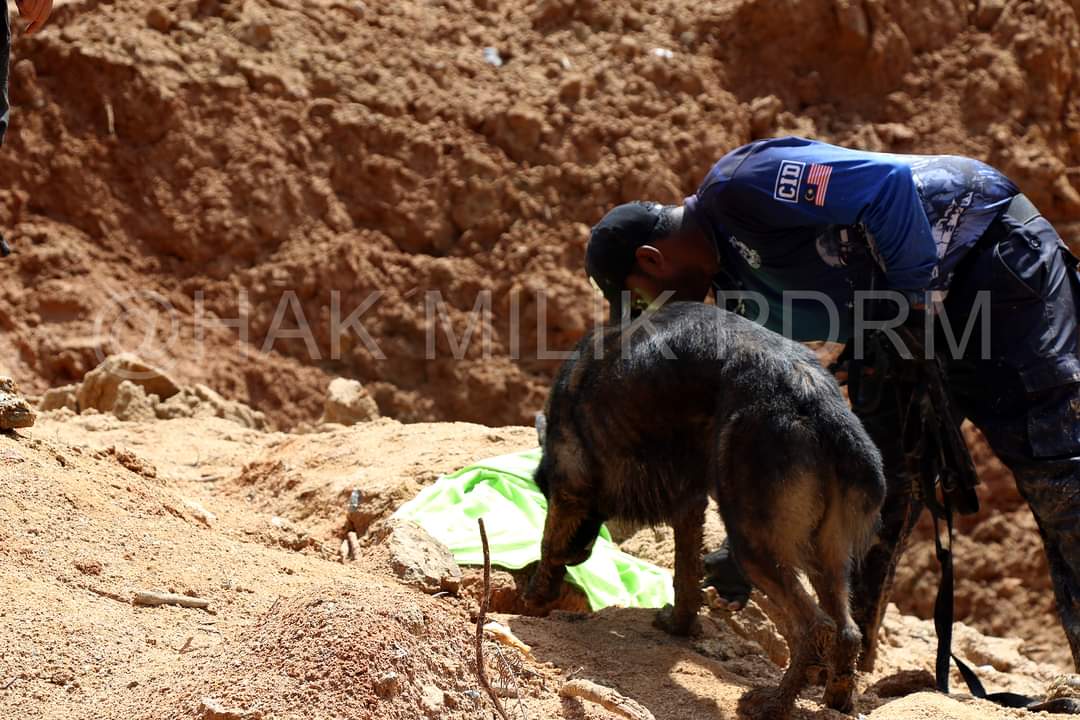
(320, 377), (380, 426)
(0, 377), (36, 429)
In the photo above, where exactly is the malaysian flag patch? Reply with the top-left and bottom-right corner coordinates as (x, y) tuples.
(805, 163), (833, 206)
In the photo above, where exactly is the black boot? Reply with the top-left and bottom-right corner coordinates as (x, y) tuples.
(702, 537), (752, 611)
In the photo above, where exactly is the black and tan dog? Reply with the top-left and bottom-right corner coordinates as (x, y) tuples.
(525, 302), (885, 718)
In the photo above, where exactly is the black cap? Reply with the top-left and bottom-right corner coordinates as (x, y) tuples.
(586, 202), (670, 319)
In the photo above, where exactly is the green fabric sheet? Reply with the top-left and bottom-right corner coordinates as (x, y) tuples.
(393, 448), (674, 611)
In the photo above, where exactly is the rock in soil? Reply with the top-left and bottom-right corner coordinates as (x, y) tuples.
(0, 377), (36, 429)
(386, 518), (462, 594)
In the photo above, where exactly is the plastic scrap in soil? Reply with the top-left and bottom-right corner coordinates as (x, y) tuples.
(393, 448), (674, 611)
(482, 47), (504, 67)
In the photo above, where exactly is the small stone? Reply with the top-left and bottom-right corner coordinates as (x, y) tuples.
(373, 671), (402, 698)
(749, 95), (783, 137)
(867, 669), (936, 698)
(238, 18), (273, 48)
(73, 557), (103, 576)
(321, 377), (379, 425)
(397, 604), (426, 636)
(39, 384), (78, 412)
(10, 59), (44, 109)
(421, 684), (445, 717)
(108, 446), (158, 479)
(77, 354), (180, 414)
(1046, 674), (1080, 701)
(975, 0), (1005, 31)
(111, 381), (157, 422)
(199, 698), (262, 720)
(0, 377), (36, 430)
(559, 75), (584, 103)
(184, 499), (217, 528)
(386, 519), (462, 595)
(146, 6), (174, 32)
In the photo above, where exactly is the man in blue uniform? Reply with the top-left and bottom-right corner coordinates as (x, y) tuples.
(585, 136), (1080, 671)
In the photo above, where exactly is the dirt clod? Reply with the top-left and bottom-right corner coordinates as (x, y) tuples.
(386, 519), (463, 595)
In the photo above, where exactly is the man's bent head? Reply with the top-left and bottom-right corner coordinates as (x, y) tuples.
(586, 201), (717, 321)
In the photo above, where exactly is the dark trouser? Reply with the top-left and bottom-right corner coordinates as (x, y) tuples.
(0, 5), (9, 145)
(853, 204), (1080, 671)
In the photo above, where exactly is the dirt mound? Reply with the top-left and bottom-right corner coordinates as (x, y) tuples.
(121, 581), (549, 720)
(5, 413), (1076, 720)
(2, 0), (1079, 430)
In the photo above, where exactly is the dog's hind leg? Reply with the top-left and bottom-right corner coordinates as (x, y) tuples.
(811, 570), (861, 714)
(655, 497), (708, 636)
(808, 516), (863, 714)
(736, 557), (835, 720)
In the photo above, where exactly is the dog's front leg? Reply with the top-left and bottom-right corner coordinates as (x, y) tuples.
(656, 499), (707, 636)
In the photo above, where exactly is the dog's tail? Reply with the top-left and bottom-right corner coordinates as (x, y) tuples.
(829, 419), (888, 562)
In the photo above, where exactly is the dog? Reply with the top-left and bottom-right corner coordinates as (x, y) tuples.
(524, 302), (885, 718)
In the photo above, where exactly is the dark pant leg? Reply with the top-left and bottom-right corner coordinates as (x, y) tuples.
(943, 208), (1080, 671)
(962, 382), (1080, 671)
(1010, 453), (1080, 670)
(849, 379), (924, 672)
(0, 5), (9, 146)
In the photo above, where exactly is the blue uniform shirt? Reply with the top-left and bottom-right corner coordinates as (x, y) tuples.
(684, 137), (1019, 341)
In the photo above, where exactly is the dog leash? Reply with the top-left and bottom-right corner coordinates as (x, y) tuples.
(910, 349), (1080, 713)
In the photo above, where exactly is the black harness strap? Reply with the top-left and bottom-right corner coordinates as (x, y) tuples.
(931, 493), (954, 694)
(890, 330), (1073, 712)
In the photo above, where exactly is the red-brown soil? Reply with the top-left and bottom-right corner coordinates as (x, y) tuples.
(2, 0), (1080, 714)
(1, 412), (1072, 719)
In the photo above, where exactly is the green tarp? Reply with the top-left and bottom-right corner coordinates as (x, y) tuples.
(393, 448), (675, 611)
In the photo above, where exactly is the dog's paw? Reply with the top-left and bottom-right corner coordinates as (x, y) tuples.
(822, 677), (857, 715)
(737, 687), (792, 720)
(653, 604), (700, 637)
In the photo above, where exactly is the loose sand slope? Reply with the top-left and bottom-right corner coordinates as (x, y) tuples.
(0, 413), (1074, 719)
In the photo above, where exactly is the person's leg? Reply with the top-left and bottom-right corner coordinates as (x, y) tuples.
(946, 206), (1080, 671)
(847, 377), (924, 672)
(970, 383), (1080, 671)
(1010, 453), (1080, 669)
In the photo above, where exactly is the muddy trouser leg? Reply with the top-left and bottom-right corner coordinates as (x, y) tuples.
(968, 382), (1080, 672)
(1009, 454), (1080, 670)
(849, 386), (923, 672)
(0, 6), (9, 146)
(944, 209), (1080, 671)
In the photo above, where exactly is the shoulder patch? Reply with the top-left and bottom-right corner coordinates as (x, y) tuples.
(805, 163), (833, 207)
(773, 160), (805, 203)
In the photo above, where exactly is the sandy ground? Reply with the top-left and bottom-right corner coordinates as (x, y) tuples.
(0, 411), (1074, 719)
(1, 0), (1079, 716)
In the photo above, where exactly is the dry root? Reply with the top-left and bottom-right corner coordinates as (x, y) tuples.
(560, 679), (656, 720)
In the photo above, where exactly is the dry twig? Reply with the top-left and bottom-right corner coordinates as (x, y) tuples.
(133, 591), (210, 610)
(475, 518), (511, 720)
(560, 679), (656, 720)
